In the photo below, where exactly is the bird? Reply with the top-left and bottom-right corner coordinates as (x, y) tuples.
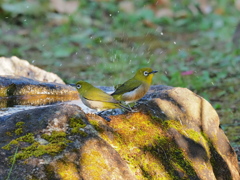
(111, 67), (157, 104)
(71, 81), (130, 112)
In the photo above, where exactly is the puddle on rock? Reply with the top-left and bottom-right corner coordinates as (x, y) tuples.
(0, 94), (80, 118)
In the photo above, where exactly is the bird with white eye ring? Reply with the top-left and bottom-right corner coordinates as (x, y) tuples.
(111, 67), (157, 104)
(71, 81), (130, 112)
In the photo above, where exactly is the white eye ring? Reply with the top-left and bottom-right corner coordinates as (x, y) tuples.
(76, 84), (81, 89)
(143, 71), (149, 76)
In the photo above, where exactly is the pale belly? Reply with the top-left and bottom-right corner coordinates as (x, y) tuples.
(80, 96), (118, 111)
(122, 84), (149, 104)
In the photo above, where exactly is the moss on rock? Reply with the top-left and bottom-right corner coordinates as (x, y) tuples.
(2, 131), (72, 162)
(69, 117), (87, 136)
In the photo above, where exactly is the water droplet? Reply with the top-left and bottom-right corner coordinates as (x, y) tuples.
(211, 82), (214, 85)
(117, 11), (120, 13)
(75, 52), (78, 55)
(109, 14), (112, 17)
(161, 32), (163, 35)
(32, 60), (35, 63)
(174, 41), (176, 44)
(24, 19), (27, 22)
(90, 36), (93, 39)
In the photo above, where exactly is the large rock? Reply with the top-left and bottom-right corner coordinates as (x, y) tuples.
(0, 85), (239, 180)
(0, 56), (64, 84)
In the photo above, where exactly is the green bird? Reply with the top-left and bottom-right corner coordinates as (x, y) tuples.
(71, 81), (129, 111)
(111, 67), (157, 104)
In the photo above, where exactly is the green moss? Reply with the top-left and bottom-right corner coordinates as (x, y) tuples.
(2, 140), (19, 150)
(16, 121), (25, 127)
(71, 127), (88, 137)
(18, 133), (35, 143)
(3, 131), (72, 162)
(14, 121), (25, 135)
(14, 128), (23, 135)
(2, 133), (35, 150)
(89, 120), (104, 133)
(6, 131), (13, 136)
(69, 117), (86, 129)
(41, 131), (67, 143)
(13, 141), (66, 161)
(69, 117), (88, 136)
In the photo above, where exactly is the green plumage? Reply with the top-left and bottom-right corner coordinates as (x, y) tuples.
(111, 67), (157, 103)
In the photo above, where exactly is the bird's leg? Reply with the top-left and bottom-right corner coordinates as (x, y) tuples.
(125, 102), (138, 113)
(97, 111), (111, 122)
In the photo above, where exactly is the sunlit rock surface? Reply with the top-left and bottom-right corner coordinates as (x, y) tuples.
(0, 56), (64, 84)
(0, 76), (79, 108)
(0, 86), (239, 180)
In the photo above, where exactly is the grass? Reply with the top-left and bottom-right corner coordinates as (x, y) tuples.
(6, 146), (18, 180)
(0, 0), (239, 146)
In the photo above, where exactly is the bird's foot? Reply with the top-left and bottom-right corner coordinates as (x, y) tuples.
(97, 111), (111, 122)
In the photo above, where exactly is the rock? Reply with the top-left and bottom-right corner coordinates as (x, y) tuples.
(0, 56), (64, 84)
(0, 76), (79, 108)
(0, 86), (239, 179)
(0, 104), (135, 180)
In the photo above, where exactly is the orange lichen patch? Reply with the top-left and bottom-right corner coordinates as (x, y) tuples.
(108, 112), (163, 147)
(55, 160), (80, 180)
(80, 150), (111, 180)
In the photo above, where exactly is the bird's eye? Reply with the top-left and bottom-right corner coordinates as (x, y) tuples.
(76, 84), (81, 89)
(143, 71), (149, 76)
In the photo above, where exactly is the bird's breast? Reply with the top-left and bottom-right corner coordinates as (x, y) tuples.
(122, 83), (149, 103)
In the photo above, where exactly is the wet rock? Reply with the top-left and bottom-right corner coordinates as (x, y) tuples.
(0, 76), (79, 108)
(0, 56), (64, 84)
(0, 86), (239, 180)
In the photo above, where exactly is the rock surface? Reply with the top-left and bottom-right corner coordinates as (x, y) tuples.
(0, 56), (64, 84)
(0, 85), (239, 179)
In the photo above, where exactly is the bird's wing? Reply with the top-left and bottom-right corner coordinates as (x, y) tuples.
(111, 79), (142, 95)
(84, 87), (117, 103)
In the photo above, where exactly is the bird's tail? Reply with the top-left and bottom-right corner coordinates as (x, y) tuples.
(118, 103), (132, 112)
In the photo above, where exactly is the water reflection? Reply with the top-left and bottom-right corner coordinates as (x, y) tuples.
(0, 94), (79, 108)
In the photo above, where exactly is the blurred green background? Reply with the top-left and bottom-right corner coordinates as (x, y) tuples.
(0, 0), (239, 147)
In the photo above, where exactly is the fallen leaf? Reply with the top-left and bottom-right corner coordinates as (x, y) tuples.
(155, 8), (173, 18)
(181, 71), (194, 76)
(50, 0), (79, 14)
(119, 1), (135, 13)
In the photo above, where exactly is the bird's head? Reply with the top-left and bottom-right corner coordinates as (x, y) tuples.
(134, 67), (158, 84)
(70, 81), (93, 94)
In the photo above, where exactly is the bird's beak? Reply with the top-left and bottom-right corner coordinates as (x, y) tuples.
(68, 83), (76, 87)
(149, 70), (158, 74)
